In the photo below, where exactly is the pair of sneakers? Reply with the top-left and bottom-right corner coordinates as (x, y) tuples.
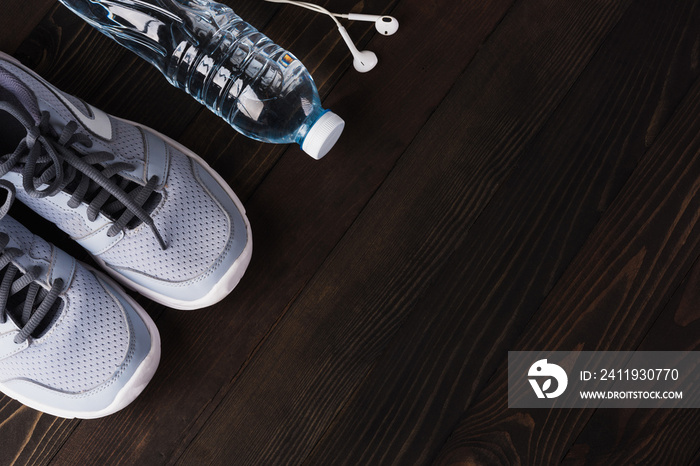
(0, 52), (252, 418)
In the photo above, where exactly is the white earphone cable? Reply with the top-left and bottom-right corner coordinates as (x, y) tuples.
(263, 0), (346, 27)
(263, 0), (395, 72)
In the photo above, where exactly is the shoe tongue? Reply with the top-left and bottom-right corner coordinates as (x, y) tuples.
(0, 234), (63, 339)
(3, 275), (64, 339)
(0, 65), (42, 126)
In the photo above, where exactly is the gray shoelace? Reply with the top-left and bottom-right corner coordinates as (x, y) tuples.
(0, 99), (167, 250)
(0, 181), (63, 344)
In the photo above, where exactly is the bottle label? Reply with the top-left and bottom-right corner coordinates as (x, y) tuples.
(280, 53), (296, 68)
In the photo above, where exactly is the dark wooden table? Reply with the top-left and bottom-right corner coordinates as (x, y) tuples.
(1, 0), (699, 464)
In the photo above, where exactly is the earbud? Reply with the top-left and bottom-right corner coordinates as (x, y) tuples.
(337, 26), (378, 72)
(345, 14), (400, 36)
(263, 0), (398, 71)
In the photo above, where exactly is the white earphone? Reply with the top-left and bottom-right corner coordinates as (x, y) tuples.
(264, 0), (399, 72)
(344, 13), (400, 36)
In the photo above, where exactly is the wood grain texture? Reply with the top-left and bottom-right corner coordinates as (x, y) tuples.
(433, 74), (700, 465)
(306, 1), (700, 464)
(0, 1), (55, 54)
(561, 258), (700, 466)
(0, 0), (698, 464)
(36, 0), (514, 465)
(0, 402), (74, 466)
(173, 0), (663, 464)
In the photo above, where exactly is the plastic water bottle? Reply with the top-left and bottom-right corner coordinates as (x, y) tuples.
(58, 0), (345, 159)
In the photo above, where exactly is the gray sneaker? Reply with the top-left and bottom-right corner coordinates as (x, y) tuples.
(0, 52), (252, 310)
(0, 181), (159, 418)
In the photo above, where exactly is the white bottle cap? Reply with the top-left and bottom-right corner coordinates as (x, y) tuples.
(301, 111), (345, 159)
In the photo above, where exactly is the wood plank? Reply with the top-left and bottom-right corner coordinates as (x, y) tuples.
(171, 0), (651, 463)
(432, 75), (700, 465)
(561, 258), (700, 465)
(305, 1), (700, 463)
(43, 0), (514, 464)
(0, 402), (74, 466)
(0, 1), (55, 54)
(691, 448), (700, 466)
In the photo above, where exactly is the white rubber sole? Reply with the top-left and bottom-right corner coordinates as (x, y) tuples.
(0, 268), (161, 419)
